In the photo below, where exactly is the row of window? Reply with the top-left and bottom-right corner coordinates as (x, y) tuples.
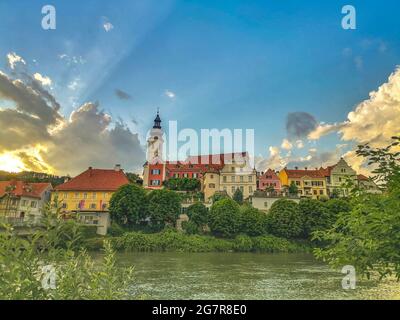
(21, 200), (37, 208)
(293, 180), (324, 187)
(210, 185), (254, 194)
(261, 182), (278, 187)
(222, 175), (253, 183)
(61, 203), (108, 210)
(171, 173), (199, 179)
(59, 192), (110, 200)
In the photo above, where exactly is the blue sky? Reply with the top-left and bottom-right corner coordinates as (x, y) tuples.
(0, 0), (399, 174)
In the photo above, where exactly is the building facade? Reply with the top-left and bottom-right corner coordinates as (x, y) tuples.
(279, 168), (327, 199)
(53, 165), (129, 235)
(257, 169), (281, 193)
(0, 181), (52, 223)
(319, 158), (357, 197)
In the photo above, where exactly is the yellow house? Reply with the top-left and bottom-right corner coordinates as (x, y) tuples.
(279, 168), (327, 199)
(53, 166), (129, 234)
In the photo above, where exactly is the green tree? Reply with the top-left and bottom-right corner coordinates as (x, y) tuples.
(211, 191), (229, 203)
(209, 198), (240, 238)
(147, 189), (181, 230)
(125, 172), (141, 184)
(288, 181), (299, 196)
(298, 198), (332, 239)
(266, 199), (303, 239)
(325, 198), (352, 216)
(314, 137), (400, 279)
(187, 202), (209, 228)
(163, 178), (201, 191)
(109, 184), (147, 227)
(239, 205), (266, 236)
(233, 188), (244, 205)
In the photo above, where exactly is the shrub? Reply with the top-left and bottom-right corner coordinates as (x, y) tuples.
(233, 235), (253, 252)
(266, 199), (303, 239)
(239, 206), (266, 236)
(182, 221), (199, 235)
(209, 198), (240, 238)
(187, 202), (209, 228)
(147, 189), (181, 230)
(109, 184), (147, 227)
(298, 198), (333, 238)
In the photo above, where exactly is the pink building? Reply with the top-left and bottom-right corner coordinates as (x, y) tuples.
(258, 169), (281, 192)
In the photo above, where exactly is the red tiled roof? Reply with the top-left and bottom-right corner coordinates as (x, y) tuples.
(0, 181), (52, 199)
(318, 165), (335, 177)
(284, 168), (325, 179)
(185, 152), (248, 166)
(55, 168), (129, 191)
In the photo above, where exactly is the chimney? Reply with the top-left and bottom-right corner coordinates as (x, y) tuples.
(64, 176), (71, 183)
(295, 166), (298, 170)
(305, 167), (308, 170)
(114, 164), (121, 171)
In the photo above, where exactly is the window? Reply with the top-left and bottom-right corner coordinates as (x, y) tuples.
(240, 186), (244, 192)
(21, 200), (28, 207)
(249, 186), (253, 193)
(174, 173), (179, 178)
(231, 176), (235, 182)
(231, 186), (235, 193)
(92, 193), (96, 199)
(264, 202), (268, 208)
(313, 190), (317, 195)
(102, 203), (108, 210)
(240, 176), (244, 183)
(210, 174), (214, 179)
(62, 203), (67, 209)
(223, 176), (227, 183)
(319, 190), (324, 195)
(90, 203), (96, 209)
(63, 193), (68, 199)
(31, 201), (37, 208)
(209, 183), (215, 189)
(231, 167), (235, 172)
(151, 169), (161, 175)
(83, 193), (88, 199)
(341, 168), (346, 173)
(248, 176), (253, 182)
(151, 180), (161, 186)
(103, 192), (108, 199)
(183, 173), (189, 178)
(296, 181), (301, 186)
(223, 186), (227, 192)
(193, 173), (198, 178)
(75, 192), (79, 199)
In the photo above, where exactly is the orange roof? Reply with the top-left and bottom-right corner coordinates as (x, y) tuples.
(284, 168), (325, 179)
(0, 181), (52, 199)
(55, 168), (129, 191)
(318, 165), (335, 177)
(357, 174), (369, 181)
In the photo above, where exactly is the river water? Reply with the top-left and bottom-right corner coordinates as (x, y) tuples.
(113, 252), (400, 300)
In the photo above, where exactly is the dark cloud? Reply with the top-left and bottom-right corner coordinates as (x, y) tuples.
(115, 89), (131, 100)
(286, 112), (318, 139)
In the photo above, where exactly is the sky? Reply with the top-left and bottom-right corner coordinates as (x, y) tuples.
(0, 0), (400, 176)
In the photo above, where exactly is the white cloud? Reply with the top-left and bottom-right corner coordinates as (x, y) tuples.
(295, 140), (304, 149)
(103, 22), (114, 32)
(165, 90), (176, 99)
(7, 52), (26, 70)
(33, 73), (52, 87)
(68, 78), (81, 91)
(281, 139), (292, 150)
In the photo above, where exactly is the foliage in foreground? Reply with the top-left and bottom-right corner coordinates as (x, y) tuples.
(0, 204), (135, 300)
(314, 137), (400, 279)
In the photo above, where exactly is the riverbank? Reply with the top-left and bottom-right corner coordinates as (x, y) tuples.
(85, 230), (311, 253)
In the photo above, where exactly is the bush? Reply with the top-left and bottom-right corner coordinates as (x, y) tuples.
(239, 206), (266, 236)
(325, 198), (352, 216)
(147, 189), (181, 230)
(187, 202), (209, 228)
(107, 222), (126, 237)
(298, 198), (333, 238)
(233, 235), (253, 251)
(182, 221), (200, 235)
(109, 184), (147, 227)
(266, 199), (303, 239)
(209, 198), (240, 238)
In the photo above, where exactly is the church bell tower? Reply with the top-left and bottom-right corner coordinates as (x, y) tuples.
(147, 110), (164, 164)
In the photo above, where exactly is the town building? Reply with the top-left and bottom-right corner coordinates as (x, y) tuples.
(250, 191), (300, 212)
(0, 181), (52, 224)
(319, 158), (357, 197)
(279, 167), (327, 199)
(357, 174), (381, 194)
(257, 169), (281, 193)
(53, 165), (129, 235)
(142, 112), (257, 201)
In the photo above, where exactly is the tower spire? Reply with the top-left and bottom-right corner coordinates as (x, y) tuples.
(153, 109), (162, 129)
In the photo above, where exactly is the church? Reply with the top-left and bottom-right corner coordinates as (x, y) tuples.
(142, 112), (257, 202)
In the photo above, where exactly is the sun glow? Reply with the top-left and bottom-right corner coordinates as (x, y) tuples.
(0, 153), (26, 173)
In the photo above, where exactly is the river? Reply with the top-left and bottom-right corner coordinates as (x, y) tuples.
(111, 252), (400, 300)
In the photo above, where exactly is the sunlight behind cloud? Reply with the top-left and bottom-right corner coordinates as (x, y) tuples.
(0, 153), (25, 173)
